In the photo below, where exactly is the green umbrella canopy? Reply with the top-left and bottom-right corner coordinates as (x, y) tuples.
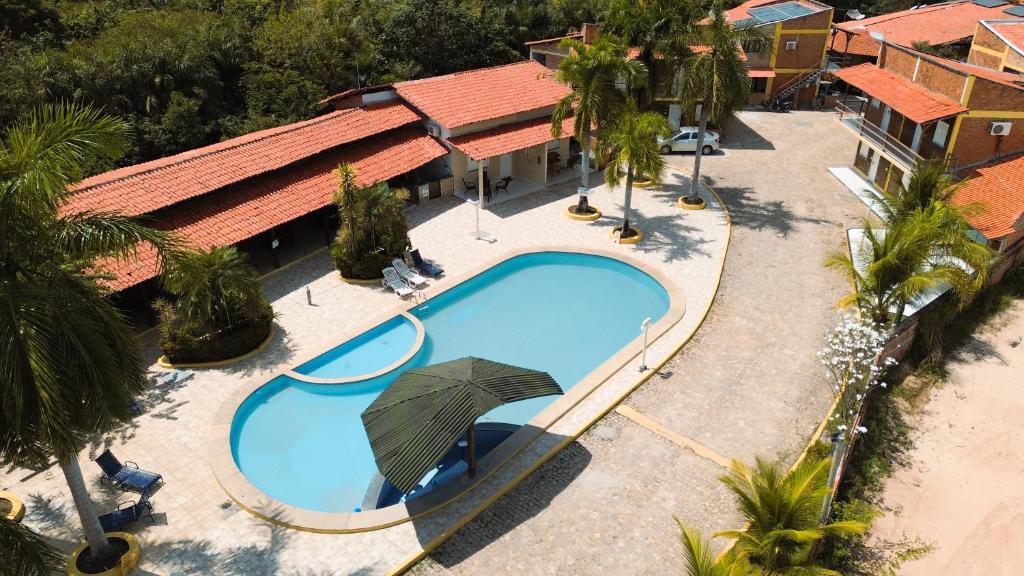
(361, 357), (563, 494)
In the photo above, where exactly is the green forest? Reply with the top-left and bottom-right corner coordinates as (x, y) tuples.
(0, 0), (608, 171)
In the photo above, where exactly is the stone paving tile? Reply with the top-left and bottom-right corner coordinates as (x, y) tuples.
(1, 162), (727, 575)
(412, 110), (870, 575)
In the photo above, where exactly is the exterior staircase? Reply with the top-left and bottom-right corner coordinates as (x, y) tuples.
(766, 65), (827, 107)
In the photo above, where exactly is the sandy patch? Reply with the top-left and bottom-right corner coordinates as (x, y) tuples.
(869, 301), (1024, 575)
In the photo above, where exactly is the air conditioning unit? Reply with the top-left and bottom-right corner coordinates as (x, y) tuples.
(427, 124), (441, 137)
(786, 40), (798, 50)
(990, 121), (1012, 136)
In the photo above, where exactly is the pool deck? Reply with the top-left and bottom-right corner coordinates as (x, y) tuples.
(2, 168), (728, 575)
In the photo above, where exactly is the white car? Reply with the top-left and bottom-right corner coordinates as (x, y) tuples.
(658, 128), (720, 155)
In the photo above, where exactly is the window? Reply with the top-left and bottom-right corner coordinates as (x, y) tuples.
(932, 120), (950, 148)
(751, 77), (768, 93)
(870, 98), (880, 108)
(785, 40), (798, 50)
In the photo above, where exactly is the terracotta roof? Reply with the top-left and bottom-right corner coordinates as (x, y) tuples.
(749, 68), (776, 77)
(833, 1), (1019, 57)
(953, 152), (1024, 239)
(987, 20), (1024, 55)
(834, 63), (968, 123)
(449, 116), (575, 161)
(67, 101), (422, 216)
(98, 128), (447, 291)
(395, 61), (572, 130)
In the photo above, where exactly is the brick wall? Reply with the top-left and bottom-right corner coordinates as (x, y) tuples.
(880, 48), (968, 102)
(774, 33), (829, 70)
(968, 26), (1008, 70)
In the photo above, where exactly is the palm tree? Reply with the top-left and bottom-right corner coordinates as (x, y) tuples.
(0, 104), (177, 566)
(677, 521), (753, 576)
(0, 519), (62, 576)
(334, 162), (360, 257)
(551, 35), (647, 214)
(716, 457), (866, 575)
(870, 159), (965, 223)
(601, 98), (671, 239)
(161, 245), (265, 334)
(676, 0), (771, 206)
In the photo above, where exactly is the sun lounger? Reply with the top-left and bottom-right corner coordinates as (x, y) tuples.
(392, 258), (428, 287)
(382, 267), (414, 298)
(98, 490), (154, 531)
(95, 450), (163, 494)
(410, 249), (444, 278)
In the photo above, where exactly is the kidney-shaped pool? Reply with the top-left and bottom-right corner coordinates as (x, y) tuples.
(230, 251), (671, 513)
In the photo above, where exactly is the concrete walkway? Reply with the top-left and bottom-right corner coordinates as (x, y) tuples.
(411, 109), (870, 574)
(1, 164), (727, 574)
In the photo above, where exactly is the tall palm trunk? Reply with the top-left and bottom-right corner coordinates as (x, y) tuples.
(61, 457), (115, 563)
(622, 166), (635, 236)
(687, 105), (708, 204)
(577, 124), (592, 212)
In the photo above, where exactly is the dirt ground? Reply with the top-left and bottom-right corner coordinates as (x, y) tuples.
(869, 301), (1024, 575)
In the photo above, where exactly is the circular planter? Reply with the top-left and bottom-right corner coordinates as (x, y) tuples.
(158, 325), (275, 369)
(677, 196), (707, 211)
(67, 532), (140, 576)
(609, 226), (644, 244)
(564, 205), (602, 221)
(632, 179), (656, 189)
(0, 491), (25, 522)
(339, 274), (384, 285)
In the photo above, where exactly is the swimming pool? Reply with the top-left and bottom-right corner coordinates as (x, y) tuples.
(230, 251), (671, 513)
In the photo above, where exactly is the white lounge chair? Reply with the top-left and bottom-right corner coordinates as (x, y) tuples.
(382, 267), (414, 298)
(392, 258), (428, 288)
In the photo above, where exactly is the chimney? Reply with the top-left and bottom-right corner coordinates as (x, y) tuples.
(582, 23), (600, 45)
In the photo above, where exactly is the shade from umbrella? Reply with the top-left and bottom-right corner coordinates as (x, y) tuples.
(361, 357), (563, 494)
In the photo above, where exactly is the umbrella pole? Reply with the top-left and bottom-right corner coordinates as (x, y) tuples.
(467, 424), (477, 478)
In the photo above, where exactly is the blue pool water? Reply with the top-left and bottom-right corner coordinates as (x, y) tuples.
(294, 315), (418, 378)
(231, 252), (670, 512)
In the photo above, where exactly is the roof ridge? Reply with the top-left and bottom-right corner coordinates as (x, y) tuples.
(395, 60), (547, 89)
(840, 0), (971, 28)
(72, 108), (362, 192)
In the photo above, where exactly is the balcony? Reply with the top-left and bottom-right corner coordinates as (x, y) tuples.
(835, 103), (925, 172)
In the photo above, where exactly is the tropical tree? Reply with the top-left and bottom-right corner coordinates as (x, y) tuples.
(551, 35), (646, 214)
(676, 0), (771, 206)
(0, 518), (62, 576)
(716, 457), (866, 575)
(0, 104), (177, 567)
(330, 163), (410, 279)
(161, 245), (266, 334)
(677, 521), (753, 576)
(871, 159), (972, 224)
(601, 98), (671, 239)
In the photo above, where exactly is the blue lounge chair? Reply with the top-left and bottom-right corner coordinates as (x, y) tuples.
(95, 450), (163, 494)
(410, 249), (444, 278)
(98, 490), (154, 532)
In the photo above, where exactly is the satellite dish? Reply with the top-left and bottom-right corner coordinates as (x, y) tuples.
(869, 31), (886, 42)
(846, 9), (865, 20)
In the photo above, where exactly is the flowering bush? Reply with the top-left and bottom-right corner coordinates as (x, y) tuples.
(818, 315), (897, 441)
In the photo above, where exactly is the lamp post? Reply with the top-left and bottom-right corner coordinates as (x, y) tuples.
(639, 317), (651, 371)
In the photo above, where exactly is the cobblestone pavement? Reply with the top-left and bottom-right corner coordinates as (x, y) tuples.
(1, 162), (728, 574)
(411, 109), (871, 575)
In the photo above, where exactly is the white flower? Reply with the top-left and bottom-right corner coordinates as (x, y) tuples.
(880, 382), (887, 389)
(856, 426), (868, 434)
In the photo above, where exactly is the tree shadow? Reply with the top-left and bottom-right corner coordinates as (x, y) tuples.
(590, 204), (712, 263)
(946, 334), (1008, 366)
(414, 440), (592, 569)
(223, 323), (297, 378)
(487, 181), (580, 220)
(720, 114), (775, 151)
(706, 180), (827, 238)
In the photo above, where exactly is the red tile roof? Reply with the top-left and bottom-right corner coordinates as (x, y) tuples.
(988, 20), (1024, 55)
(448, 116), (575, 161)
(67, 101), (422, 217)
(833, 63), (968, 123)
(749, 67), (776, 77)
(98, 128), (447, 291)
(833, 1), (1018, 57)
(953, 152), (1024, 240)
(395, 61), (572, 130)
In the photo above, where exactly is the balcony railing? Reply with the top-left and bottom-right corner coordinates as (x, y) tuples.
(835, 103), (925, 171)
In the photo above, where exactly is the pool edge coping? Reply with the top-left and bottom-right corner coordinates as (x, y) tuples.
(208, 246), (688, 533)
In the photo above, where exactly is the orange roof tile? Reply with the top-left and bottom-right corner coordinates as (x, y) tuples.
(98, 128), (447, 291)
(395, 61), (571, 130)
(833, 63), (968, 123)
(953, 152), (1024, 240)
(833, 1), (1019, 57)
(988, 20), (1024, 55)
(448, 116), (575, 161)
(67, 101), (422, 217)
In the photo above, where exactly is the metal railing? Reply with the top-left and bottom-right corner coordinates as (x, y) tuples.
(834, 103), (925, 171)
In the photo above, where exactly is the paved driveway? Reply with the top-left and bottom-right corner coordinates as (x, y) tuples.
(412, 109), (870, 575)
